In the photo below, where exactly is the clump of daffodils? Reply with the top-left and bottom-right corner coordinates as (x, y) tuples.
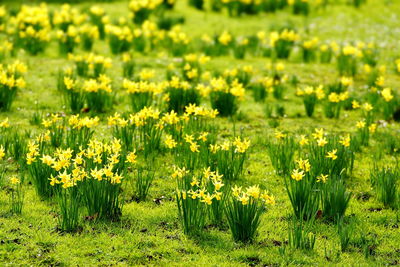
(336, 44), (362, 76)
(105, 24), (133, 54)
(128, 0), (163, 24)
(68, 53), (112, 77)
(9, 175), (24, 215)
(209, 77), (245, 117)
(296, 85), (325, 117)
(0, 60), (27, 111)
(82, 75), (113, 112)
(269, 29), (300, 59)
(173, 166), (224, 235)
(226, 185), (274, 243)
(122, 79), (163, 112)
(108, 107), (163, 157)
(10, 4), (51, 55)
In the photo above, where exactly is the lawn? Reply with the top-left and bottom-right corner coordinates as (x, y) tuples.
(0, 0), (399, 266)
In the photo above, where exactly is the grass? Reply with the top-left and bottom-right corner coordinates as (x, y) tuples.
(0, 0), (400, 265)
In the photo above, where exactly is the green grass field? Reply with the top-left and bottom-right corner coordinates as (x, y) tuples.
(0, 0), (400, 266)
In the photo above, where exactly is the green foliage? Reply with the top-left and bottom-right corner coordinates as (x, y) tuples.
(285, 173), (319, 221)
(288, 215), (316, 250)
(10, 181), (24, 215)
(370, 165), (399, 209)
(57, 186), (81, 232)
(210, 91), (238, 117)
(320, 179), (352, 222)
(167, 87), (200, 114)
(131, 167), (154, 202)
(225, 194), (264, 243)
(266, 135), (297, 177)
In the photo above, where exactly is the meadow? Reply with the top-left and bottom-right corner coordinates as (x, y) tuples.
(0, 0), (400, 265)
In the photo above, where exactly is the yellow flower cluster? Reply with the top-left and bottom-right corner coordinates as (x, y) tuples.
(303, 37), (319, 49)
(41, 113), (64, 128)
(319, 42), (334, 52)
(184, 103), (219, 119)
(328, 91), (349, 103)
(10, 176), (20, 185)
(64, 76), (76, 90)
(296, 85), (325, 99)
(310, 128), (327, 147)
(82, 75), (112, 93)
(0, 40), (13, 55)
(223, 65), (254, 78)
(122, 79), (163, 94)
(339, 135), (351, 147)
(218, 31), (232, 45)
(356, 120), (377, 133)
(45, 139), (130, 189)
(175, 167), (224, 205)
(395, 59), (400, 73)
(26, 141), (40, 165)
(341, 44), (362, 57)
(165, 134), (177, 149)
(184, 53), (210, 65)
(183, 132), (209, 152)
(381, 88), (394, 102)
(171, 166), (189, 179)
(269, 29), (300, 47)
(53, 4), (86, 27)
(0, 6), (6, 31)
(68, 115), (99, 129)
(167, 26), (190, 45)
(0, 145), (5, 160)
(129, 20), (159, 40)
(108, 106), (160, 128)
(0, 61), (27, 89)
(129, 0), (162, 12)
(90, 6), (106, 17)
(11, 4), (51, 42)
(209, 136), (250, 154)
(181, 54), (210, 80)
(105, 24), (133, 42)
(79, 24), (100, 40)
(232, 185), (275, 205)
(210, 77), (246, 99)
(69, 53), (112, 70)
(56, 25), (80, 43)
(167, 76), (191, 91)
